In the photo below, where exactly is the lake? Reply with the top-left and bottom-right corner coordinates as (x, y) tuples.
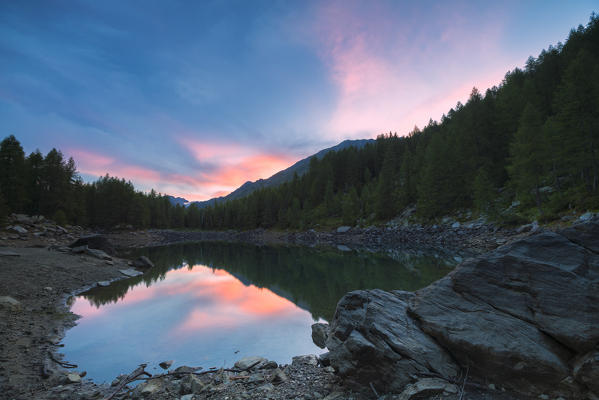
(62, 242), (455, 383)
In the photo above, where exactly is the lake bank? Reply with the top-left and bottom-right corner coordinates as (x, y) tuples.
(0, 215), (590, 399)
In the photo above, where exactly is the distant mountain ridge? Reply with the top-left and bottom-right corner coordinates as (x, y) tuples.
(167, 139), (373, 208)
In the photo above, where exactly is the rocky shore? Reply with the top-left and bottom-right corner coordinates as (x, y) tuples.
(1, 213), (597, 399)
(107, 218), (526, 257)
(317, 218), (599, 400)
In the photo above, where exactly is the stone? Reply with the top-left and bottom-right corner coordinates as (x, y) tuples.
(336, 226), (351, 233)
(180, 395), (195, 400)
(573, 350), (599, 394)
(55, 225), (68, 234)
(137, 379), (162, 394)
(174, 366), (202, 374)
(159, 360), (174, 369)
(133, 256), (154, 269)
(0, 250), (20, 256)
(336, 245), (351, 252)
(235, 356), (267, 370)
(8, 225), (28, 234)
(69, 235), (115, 255)
(256, 383), (274, 392)
(325, 289), (458, 392)
(397, 378), (458, 400)
(65, 373), (81, 384)
(259, 360), (278, 369)
(0, 296), (22, 311)
(517, 220), (539, 233)
(181, 374), (205, 394)
(85, 248), (112, 261)
(318, 352), (331, 366)
(451, 221), (460, 229)
(119, 268), (143, 277)
(97, 281), (110, 287)
(105, 260), (114, 266)
(70, 245), (88, 254)
(325, 220), (599, 397)
(13, 214), (33, 224)
(322, 392), (344, 400)
(271, 368), (288, 384)
(311, 323), (329, 349)
(292, 354), (319, 366)
(580, 212), (595, 221)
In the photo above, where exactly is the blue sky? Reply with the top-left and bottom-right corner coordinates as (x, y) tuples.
(0, 0), (596, 200)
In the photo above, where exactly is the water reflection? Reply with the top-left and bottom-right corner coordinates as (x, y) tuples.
(86, 242), (455, 320)
(63, 242), (454, 383)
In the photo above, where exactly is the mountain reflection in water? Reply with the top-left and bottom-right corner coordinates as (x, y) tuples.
(63, 242), (454, 383)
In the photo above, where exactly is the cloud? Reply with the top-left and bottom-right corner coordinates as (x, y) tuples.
(67, 139), (298, 201)
(303, 0), (512, 137)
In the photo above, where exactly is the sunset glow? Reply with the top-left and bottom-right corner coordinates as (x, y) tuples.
(2, 1), (596, 200)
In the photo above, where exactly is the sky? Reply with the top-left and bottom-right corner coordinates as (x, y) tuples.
(0, 1), (596, 201)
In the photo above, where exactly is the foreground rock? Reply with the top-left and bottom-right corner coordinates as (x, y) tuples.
(324, 219), (599, 398)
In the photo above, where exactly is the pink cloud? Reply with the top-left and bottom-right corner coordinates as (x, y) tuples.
(67, 141), (298, 201)
(303, 1), (514, 138)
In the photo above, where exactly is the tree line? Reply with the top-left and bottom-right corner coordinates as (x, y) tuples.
(1, 14), (598, 230)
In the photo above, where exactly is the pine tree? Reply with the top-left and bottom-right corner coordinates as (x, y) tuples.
(0, 135), (26, 213)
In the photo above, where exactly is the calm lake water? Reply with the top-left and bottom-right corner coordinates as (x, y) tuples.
(62, 242), (455, 383)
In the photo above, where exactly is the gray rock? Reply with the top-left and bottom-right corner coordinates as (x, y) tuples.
(336, 245), (351, 252)
(65, 373), (81, 384)
(325, 289), (458, 392)
(256, 383), (274, 392)
(322, 392), (344, 400)
(448, 231), (599, 353)
(85, 248), (112, 261)
(258, 360), (278, 369)
(69, 235), (115, 255)
(137, 379), (162, 394)
(8, 225), (28, 234)
(119, 268), (143, 277)
(451, 221), (460, 229)
(580, 212), (595, 221)
(180, 374), (204, 394)
(325, 221), (599, 397)
(0, 296), (22, 311)
(271, 368), (288, 384)
(573, 350), (599, 395)
(311, 323), (329, 349)
(336, 226), (351, 233)
(97, 281), (110, 287)
(159, 360), (173, 370)
(174, 365), (201, 374)
(70, 245), (88, 254)
(292, 354), (319, 366)
(133, 256), (154, 269)
(234, 356), (266, 370)
(397, 378), (458, 400)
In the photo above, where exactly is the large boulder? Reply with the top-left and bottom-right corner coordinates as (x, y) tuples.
(325, 289), (459, 393)
(325, 219), (599, 398)
(69, 235), (115, 255)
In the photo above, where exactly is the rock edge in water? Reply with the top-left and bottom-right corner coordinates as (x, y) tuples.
(322, 218), (599, 399)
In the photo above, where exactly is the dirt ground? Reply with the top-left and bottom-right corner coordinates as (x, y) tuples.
(0, 245), (130, 399)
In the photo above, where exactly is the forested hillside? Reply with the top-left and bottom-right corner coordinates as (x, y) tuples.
(1, 14), (597, 230)
(194, 14), (599, 229)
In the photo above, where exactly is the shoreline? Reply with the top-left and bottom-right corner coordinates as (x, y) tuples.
(0, 217), (570, 399)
